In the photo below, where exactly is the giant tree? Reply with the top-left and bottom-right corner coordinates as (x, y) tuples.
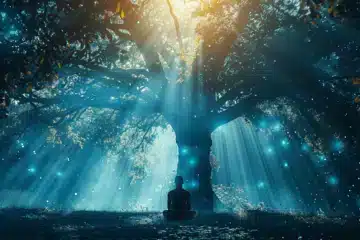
(1, 0), (360, 211)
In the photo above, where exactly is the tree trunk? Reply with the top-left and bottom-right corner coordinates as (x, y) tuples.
(162, 50), (215, 211)
(173, 116), (214, 212)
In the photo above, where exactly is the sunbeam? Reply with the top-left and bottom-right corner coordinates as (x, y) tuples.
(211, 117), (350, 214)
(0, 125), (178, 211)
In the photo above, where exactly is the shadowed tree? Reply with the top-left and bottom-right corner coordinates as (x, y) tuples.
(1, 0), (359, 211)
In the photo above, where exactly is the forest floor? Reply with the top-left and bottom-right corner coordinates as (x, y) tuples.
(0, 208), (359, 239)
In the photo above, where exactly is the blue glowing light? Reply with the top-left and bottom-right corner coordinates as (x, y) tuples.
(189, 158), (197, 166)
(0, 12), (6, 20)
(328, 176), (339, 186)
(180, 147), (189, 156)
(257, 181), (265, 189)
(301, 143), (310, 152)
(17, 141), (25, 148)
(9, 29), (19, 36)
(188, 180), (198, 189)
(332, 139), (344, 152)
(272, 122), (282, 132)
(28, 167), (36, 173)
(3, 25), (21, 39)
(266, 147), (274, 154)
(281, 138), (289, 148)
(16, 140), (25, 148)
(259, 120), (267, 128)
(56, 172), (63, 177)
(283, 162), (289, 168)
(318, 154), (327, 162)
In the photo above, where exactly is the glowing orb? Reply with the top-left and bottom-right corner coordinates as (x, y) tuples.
(319, 155), (327, 162)
(257, 181), (265, 189)
(328, 176), (339, 186)
(281, 138), (290, 148)
(301, 143), (310, 152)
(0, 12), (7, 20)
(189, 158), (197, 166)
(180, 147), (189, 156)
(187, 180), (198, 189)
(266, 147), (274, 154)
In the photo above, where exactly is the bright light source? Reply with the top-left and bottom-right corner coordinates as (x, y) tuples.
(281, 138), (289, 148)
(189, 158), (197, 166)
(266, 147), (274, 154)
(272, 122), (282, 132)
(180, 147), (189, 156)
(301, 143), (310, 152)
(257, 181), (265, 189)
(328, 176), (338, 186)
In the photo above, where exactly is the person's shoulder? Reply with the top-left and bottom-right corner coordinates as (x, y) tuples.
(168, 189), (175, 195)
(182, 189), (190, 195)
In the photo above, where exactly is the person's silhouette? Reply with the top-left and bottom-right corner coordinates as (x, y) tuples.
(168, 176), (191, 211)
(163, 176), (196, 220)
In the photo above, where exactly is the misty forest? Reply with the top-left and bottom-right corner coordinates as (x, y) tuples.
(1, 0), (360, 237)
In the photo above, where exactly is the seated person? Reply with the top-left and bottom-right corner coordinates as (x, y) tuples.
(163, 176), (196, 221)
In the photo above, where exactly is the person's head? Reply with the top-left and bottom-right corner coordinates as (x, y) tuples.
(175, 176), (184, 188)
